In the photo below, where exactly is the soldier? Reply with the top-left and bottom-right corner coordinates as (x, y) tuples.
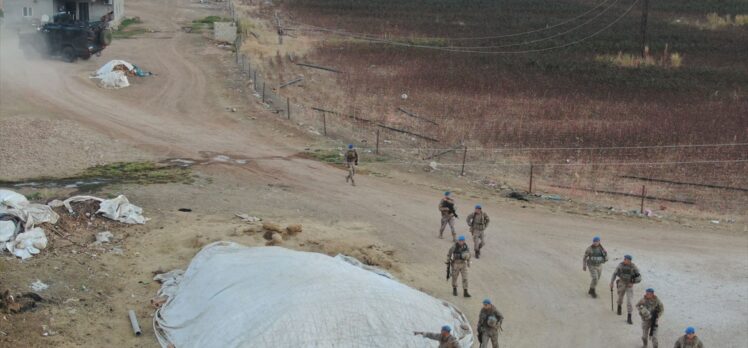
(414, 325), (461, 348)
(477, 298), (503, 348)
(674, 327), (704, 348)
(439, 192), (457, 241)
(344, 144), (358, 186)
(636, 288), (664, 348)
(610, 254), (642, 324)
(582, 236), (608, 298)
(466, 205), (490, 259)
(447, 235), (471, 297)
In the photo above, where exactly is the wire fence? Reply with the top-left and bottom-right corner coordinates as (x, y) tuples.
(225, 0), (747, 218)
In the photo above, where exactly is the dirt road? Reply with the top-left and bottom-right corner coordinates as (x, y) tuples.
(1, 1), (746, 347)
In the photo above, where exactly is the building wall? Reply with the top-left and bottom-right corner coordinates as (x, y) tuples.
(2, 0), (55, 26)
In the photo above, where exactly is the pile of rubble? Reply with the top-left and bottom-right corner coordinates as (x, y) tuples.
(0, 189), (146, 260)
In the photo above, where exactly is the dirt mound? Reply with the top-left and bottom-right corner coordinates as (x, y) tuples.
(301, 240), (398, 271)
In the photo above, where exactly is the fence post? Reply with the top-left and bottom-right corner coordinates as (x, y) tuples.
(640, 185), (646, 213)
(322, 111), (327, 136)
(375, 128), (380, 155)
(286, 97), (291, 120)
(253, 71), (257, 91)
(262, 82), (266, 103)
(529, 164), (534, 193)
(460, 145), (467, 176)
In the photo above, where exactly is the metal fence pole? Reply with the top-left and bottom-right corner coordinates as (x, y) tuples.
(322, 111), (327, 136)
(529, 164), (534, 193)
(262, 82), (266, 103)
(460, 145), (467, 176)
(640, 185), (646, 213)
(375, 129), (380, 155)
(286, 97), (291, 120)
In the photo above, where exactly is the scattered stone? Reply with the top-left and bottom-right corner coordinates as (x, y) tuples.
(30, 280), (49, 292)
(286, 224), (302, 235)
(262, 222), (283, 233)
(94, 231), (114, 244)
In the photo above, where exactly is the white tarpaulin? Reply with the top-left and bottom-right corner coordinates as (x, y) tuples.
(153, 242), (474, 348)
(6, 227), (48, 260)
(63, 195), (147, 224)
(92, 60), (135, 89)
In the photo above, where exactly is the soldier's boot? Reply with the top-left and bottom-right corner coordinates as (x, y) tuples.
(617, 305), (622, 315)
(590, 288), (597, 298)
(475, 250), (480, 259)
(453, 287), (458, 296)
(463, 289), (472, 298)
(627, 313), (633, 325)
(642, 338), (648, 347)
(588, 288), (593, 295)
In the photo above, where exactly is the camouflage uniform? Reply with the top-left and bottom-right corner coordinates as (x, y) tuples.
(583, 244), (608, 291)
(421, 332), (461, 348)
(636, 295), (664, 347)
(448, 243), (470, 290)
(610, 261), (641, 314)
(674, 335), (704, 348)
(345, 149), (358, 186)
(466, 212), (490, 253)
(478, 305), (503, 348)
(439, 198), (456, 240)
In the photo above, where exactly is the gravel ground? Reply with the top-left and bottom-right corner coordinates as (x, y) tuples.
(0, 115), (149, 180)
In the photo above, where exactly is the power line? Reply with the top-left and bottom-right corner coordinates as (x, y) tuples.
(305, 142), (748, 152)
(291, 0), (640, 54)
(293, 0), (623, 50)
(287, 0), (616, 41)
(308, 159), (748, 167)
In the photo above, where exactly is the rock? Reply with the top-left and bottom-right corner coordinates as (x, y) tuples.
(265, 232), (284, 246)
(286, 224), (303, 235)
(262, 222), (283, 233)
(95, 231), (114, 244)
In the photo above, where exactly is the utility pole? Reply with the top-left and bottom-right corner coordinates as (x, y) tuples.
(640, 0), (650, 58)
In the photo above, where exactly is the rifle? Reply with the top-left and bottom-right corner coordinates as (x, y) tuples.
(649, 310), (659, 337)
(446, 260), (451, 280)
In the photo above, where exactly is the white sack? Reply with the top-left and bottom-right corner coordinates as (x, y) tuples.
(153, 242), (473, 348)
(99, 71), (130, 89)
(98, 195), (146, 224)
(6, 227), (48, 260)
(10, 204), (59, 230)
(94, 59), (134, 77)
(0, 221), (16, 242)
(0, 189), (29, 209)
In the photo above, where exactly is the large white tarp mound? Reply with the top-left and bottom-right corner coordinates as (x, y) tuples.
(92, 60), (135, 89)
(153, 242), (473, 348)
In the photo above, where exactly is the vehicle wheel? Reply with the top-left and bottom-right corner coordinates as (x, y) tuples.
(99, 28), (113, 46)
(62, 46), (77, 63)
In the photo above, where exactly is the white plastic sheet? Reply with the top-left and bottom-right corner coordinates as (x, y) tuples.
(6, 227), (48, 260)
(92, 60), (135, 89)
(0, 189), (28, 209)
(98, 195), (146, 224)
(153, 243), (473, 348)
(63, 195), (147, 224)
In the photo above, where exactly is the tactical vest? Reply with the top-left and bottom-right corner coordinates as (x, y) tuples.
(345, 150), (357, 162)
(617, 263), (639, 283)
(587, 246), (607, 265)
(452, 243), (470, 261)
(471, 213), (487, 228)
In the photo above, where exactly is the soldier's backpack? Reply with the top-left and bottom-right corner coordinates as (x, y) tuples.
(487, 315), (500, 329)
